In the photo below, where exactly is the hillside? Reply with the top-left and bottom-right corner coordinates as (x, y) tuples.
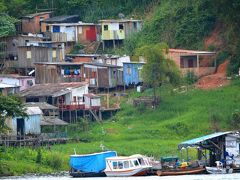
(69, 80), (240, 157)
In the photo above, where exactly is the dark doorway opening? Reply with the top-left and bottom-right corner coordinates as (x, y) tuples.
(17, 118), (25, 135)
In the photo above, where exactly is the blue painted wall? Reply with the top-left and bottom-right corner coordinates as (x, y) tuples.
(12, 114), (41, 135)
(123, 63), (143, 86)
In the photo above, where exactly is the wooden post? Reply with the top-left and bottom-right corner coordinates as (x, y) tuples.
(197, 54), (199, 76)
(69, 110), (72, 124)
(113, 40), (115, 49)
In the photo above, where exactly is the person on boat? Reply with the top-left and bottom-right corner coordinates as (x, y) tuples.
(175, 159), (181, 168)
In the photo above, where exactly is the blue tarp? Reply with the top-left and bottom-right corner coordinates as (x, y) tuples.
(178, 131), (232, 149)
(69, 151), (117, 173)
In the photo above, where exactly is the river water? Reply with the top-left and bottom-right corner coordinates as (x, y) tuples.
(2, 174), (240, 180)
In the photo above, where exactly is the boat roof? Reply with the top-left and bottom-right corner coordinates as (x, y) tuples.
(70, 151), (117, 157)
(106, 154), (145, 160)
(178, 131), (233, 149)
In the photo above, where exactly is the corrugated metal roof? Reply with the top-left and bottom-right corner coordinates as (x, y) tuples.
(19, 82), (87, 97)
(22, 12), (52, 19)
(169, 49), (216, 55)
(25, 102), (58, 110)
(99, 19), (142, 23)
(84, 93), (100, 99)
(26, 107), (42, 115)
(41, 116), (68, 126)
(43, 15), (79, 23)
(0, 74), (34, 79)
(0, 83), (19, 88)
(178, 131), (232, 149)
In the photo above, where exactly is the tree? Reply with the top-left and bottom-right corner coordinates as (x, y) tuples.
(0, 14), (18, 38)
(0, 95), (27, 133)
(135, 43), (180, 107)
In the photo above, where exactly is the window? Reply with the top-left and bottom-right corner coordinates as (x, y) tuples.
(127, 67), (131, 75)
(26, 51), (31, 59)
(78, 26), (83, 34)
(52, 50), (56, 58)
(133, 160), (139, 166)
(119, 24), (124, 30)
(112, 162), (118, 169)
(39, 17), (44, 21)
(118, 161), (123, 169)
(104, 25), (108, 31)
(46, 25), (49, 31)
(73, 96), (77, 102)
(123, 161), (129, 168)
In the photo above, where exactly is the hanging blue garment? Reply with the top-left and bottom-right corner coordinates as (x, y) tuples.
(69, 151), (117, 173)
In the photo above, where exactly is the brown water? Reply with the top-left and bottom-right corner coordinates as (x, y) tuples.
(2, 174), (240, 180)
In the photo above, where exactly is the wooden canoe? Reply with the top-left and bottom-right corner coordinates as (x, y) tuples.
(156, 167), (206, 176)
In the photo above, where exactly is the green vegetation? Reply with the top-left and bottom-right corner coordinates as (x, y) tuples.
(1, 80), (240, 176)
(0, 95), (27, 133)
(135, 43), (180, 104)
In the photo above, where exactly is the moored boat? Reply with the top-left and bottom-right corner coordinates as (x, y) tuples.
(69, 151), (117, 177)
(156, 166), (206, 176)
(104, 154), (152, 177)
(206, 166), (233, 174)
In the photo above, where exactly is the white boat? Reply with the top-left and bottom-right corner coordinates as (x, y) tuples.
(104, 154), (152, 177)
(206, 166), (233, 174)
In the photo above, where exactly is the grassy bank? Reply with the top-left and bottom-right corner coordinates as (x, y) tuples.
(1, 80), (239, 176)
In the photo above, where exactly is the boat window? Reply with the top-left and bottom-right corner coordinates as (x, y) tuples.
(118, 161), (123, 169)
(129, 161), (134, 167)
(138, 158), (146, 165)
(112, 161), (118, 169)
(133, 160), (139, 166)
(123, 161), (129, 168)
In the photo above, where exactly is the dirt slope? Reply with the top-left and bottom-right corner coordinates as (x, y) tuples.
(195, 61), (230, 89)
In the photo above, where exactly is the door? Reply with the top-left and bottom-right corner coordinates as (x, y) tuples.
(17, 118), (25, 135)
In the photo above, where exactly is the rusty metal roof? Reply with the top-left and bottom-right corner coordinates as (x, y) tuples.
(169, 49), (216, 55)
(25, 102), (58, 110)
(41, 116), (68, 126)
(19, 82), (88, 98)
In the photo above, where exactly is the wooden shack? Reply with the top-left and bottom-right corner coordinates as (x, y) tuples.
(99, 19), (142, 49)
(17, 45), (64, 68)
(35, 62), (84, 84)
(84, 63), (123, 88)
(5, 107), (42, 135)
(0, 35), (44, 68)
(123, 62), (144, 86)
(166, 49), (217, 77)
(21, 12), (52, 34)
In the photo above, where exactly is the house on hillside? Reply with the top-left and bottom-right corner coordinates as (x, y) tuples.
(35, 62), (123, 88)
(42, 22), (99, 44)
(123, 62), (144, 86)
(0, 83), (20, 95)
(35, 62), (85, 84)
(19, 82), (88, 108)
(166, 49), (217, 77)
(0, 35), (44, 69)
(21, 12), (52, 34)
(0, 74), (35, 91)
(25, 102), (68, 133)
(19, 82), (88, 122)
(84, 63), (123, 88)
(99, 19), (142, 49)
(66, 54), (101, 63)
(5, 107), (42, 135)
(17, 44), (64, 69)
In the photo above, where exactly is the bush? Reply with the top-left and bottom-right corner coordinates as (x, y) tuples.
(231, 109), (240, 129)
(184, 71), (198, 85)
(45, 153), (63, 170)
(36, 149), (42, 164)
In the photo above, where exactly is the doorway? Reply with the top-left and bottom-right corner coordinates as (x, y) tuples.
(17, 118), (25, 135)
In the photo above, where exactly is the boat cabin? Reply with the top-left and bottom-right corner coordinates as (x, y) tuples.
(104, 154), (151, 177)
